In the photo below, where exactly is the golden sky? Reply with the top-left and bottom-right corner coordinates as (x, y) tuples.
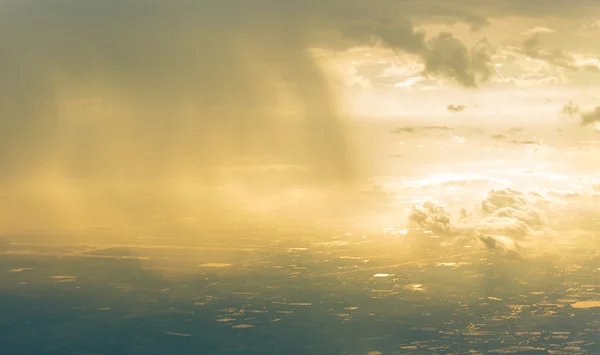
(1, 1), (600, 233)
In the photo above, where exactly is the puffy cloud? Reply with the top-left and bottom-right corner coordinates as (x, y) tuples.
(408, 201), (457, 235)
(476, 217), (533, 240)
(421, 34), (493, 87)
(481, 188), (529, 210)
(481, 188), (547, 228)
(407, 188), (552, 249)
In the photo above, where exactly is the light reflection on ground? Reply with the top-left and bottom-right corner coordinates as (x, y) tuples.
(2, 226), (600, 355)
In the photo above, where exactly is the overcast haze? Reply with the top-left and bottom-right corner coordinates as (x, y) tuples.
(2, 2), (600, 354)
(1, 0), (599, 245)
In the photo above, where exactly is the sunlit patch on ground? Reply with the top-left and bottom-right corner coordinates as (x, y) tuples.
(197, 263), (233, 268)
(570, 301), (600, 309)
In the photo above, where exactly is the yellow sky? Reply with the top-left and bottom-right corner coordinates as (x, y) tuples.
(321, 15), (600, 119)
(1, 1), (600, 233)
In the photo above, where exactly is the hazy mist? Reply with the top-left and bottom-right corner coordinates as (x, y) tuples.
(0, 1), (363, 231)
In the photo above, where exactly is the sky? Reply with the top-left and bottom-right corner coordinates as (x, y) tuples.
(321, 2), (600, 120)
(0, 0), (599, 239)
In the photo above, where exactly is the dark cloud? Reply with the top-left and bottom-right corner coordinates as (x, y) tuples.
(332, 0), (600, 29)
(447, 104), (467, 112)
(489, 0), (600, 17)
(423, 35), (493, 87)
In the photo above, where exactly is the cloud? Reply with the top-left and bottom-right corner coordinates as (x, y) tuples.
(393, 76), (426, 88)
(421, 34), (493, 87)
(346, 59), (428, 88)
(580, 106), (600, 126)
(447, 104), (467, 112)
(520, 34), (600, 72)
(1, 1), (361, 186)
(558, 101), (600, 129)
(481, 188), (547, 228)
(334, 25), (493, 87)
(522, 26), (555, 36)
(407, 188), (554, 250)
(408, 201), (456, 236)
(560, 101), (582, 117)
(1, 0), (599, 230)
(402, 173), (510, 189)
(0, 0), (516, 188)
(579, 19), (600, 37)
(508, 127), (524, 134)
(489, 133), (540, 145)
(483, 2), (599, 19)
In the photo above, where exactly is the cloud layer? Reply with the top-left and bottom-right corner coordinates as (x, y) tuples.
(407, 188), (552, 250)
(2, 0), (600, 231)
(0, 0), (519, 189)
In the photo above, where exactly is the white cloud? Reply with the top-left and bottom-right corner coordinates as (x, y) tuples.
(406, 187), (562, 250)
(522, 26), (555, 36)
(393, 76), (425, 87)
